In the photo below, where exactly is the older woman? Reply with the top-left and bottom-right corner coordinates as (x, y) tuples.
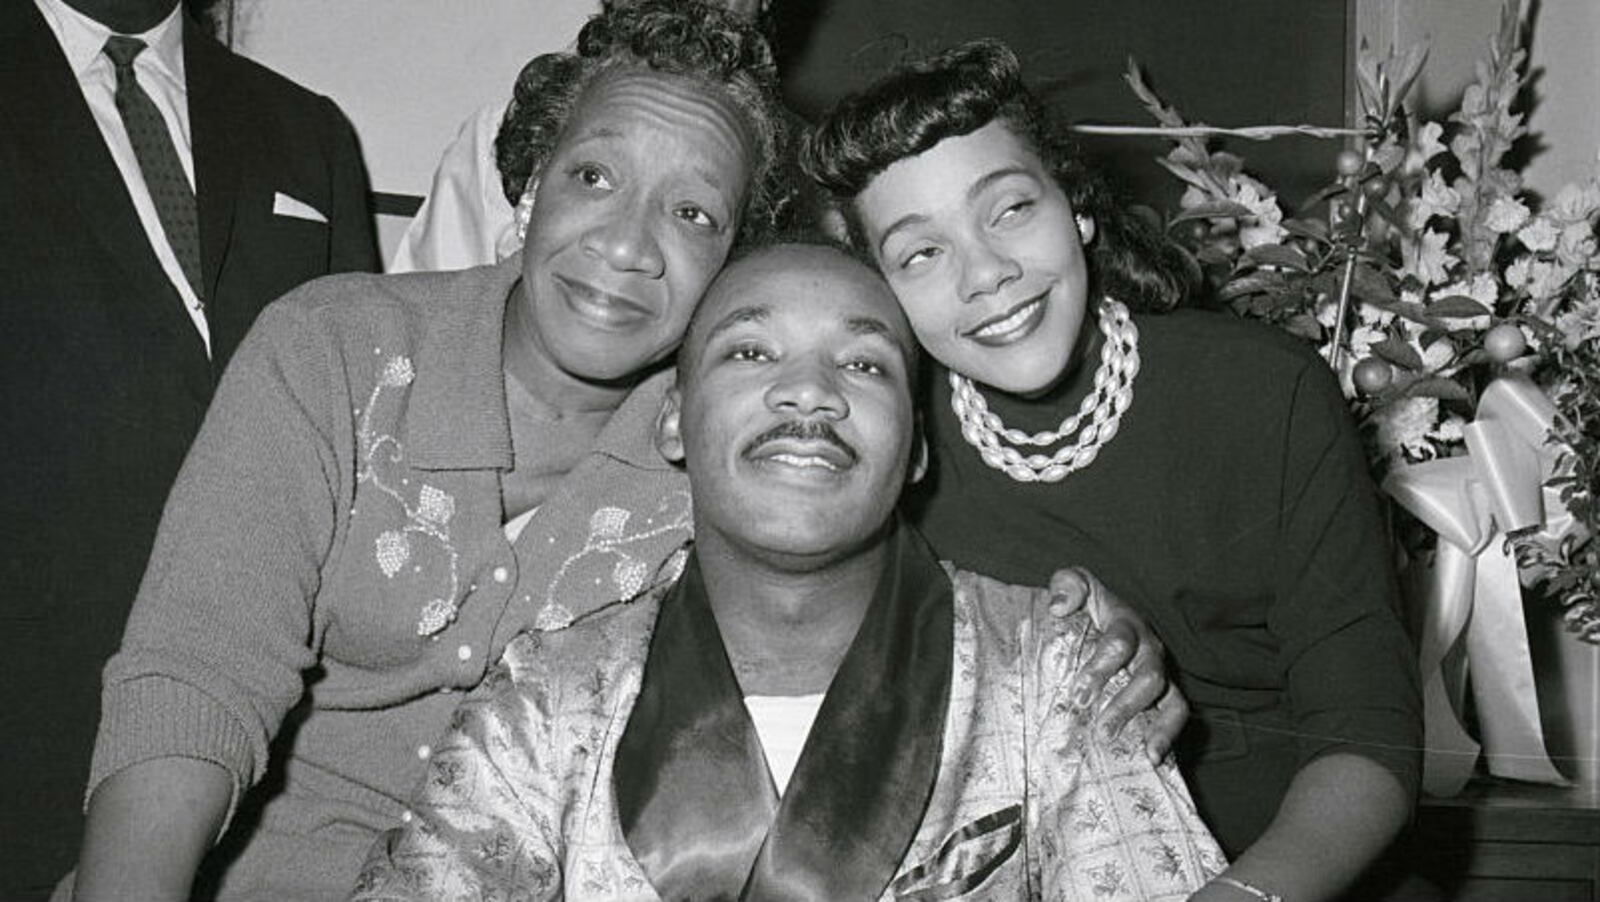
(802, 40), (1423, 902)
(69, 3), (790, 900)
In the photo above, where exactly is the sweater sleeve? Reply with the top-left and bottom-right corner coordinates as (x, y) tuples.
(1269, 358), (1422, 799)
(88, 290), (348, 821)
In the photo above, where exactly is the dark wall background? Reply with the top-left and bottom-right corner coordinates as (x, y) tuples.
(774, 0), (1351, 212)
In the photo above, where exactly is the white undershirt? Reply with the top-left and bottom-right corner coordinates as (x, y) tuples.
(743, 693), (825, 795)
(503, 507), (537, 542)
(35, 0), (209, 354)
(508, 499), (824, 796)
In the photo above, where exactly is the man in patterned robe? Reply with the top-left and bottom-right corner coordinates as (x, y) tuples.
(352, 242), (1224, 901)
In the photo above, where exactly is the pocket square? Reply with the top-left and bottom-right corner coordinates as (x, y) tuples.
(272, 191), (328, 223)
(891, 805), (1023, 899)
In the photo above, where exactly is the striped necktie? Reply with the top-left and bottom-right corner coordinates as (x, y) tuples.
(103, 35), (204, 307)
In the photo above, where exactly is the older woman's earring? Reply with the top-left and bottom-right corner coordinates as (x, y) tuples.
(514, 177), (539, 243)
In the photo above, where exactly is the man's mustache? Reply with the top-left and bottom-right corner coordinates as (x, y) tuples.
(742, 419), (859, 464)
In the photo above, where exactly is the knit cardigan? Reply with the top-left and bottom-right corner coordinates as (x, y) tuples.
(89, 256), (693, 900)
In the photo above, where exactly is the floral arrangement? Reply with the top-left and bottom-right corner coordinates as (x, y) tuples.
(1109, 1), (1598, 641)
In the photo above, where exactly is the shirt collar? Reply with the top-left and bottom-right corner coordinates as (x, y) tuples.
(35, 0), (185, 86)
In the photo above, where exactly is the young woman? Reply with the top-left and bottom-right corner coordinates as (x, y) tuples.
(802, 39), (1422, 902)
(70, 3), (791, 899)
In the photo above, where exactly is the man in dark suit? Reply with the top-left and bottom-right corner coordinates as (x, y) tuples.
(0, 1), (378, 897)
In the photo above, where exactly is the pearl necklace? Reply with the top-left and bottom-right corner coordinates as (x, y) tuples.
(949, 297), (1139, 483)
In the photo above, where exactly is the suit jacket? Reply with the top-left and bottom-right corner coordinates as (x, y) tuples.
(0, 5), (378, 897)
(353, 531), (1224, 901)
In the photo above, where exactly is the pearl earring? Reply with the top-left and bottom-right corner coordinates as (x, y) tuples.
(514, 175), (540, 243)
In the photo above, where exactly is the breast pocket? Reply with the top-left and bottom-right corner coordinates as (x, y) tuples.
(890, 804), (1023, 901)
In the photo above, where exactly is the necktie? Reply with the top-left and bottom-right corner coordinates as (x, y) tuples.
(103, 35), (204, 306)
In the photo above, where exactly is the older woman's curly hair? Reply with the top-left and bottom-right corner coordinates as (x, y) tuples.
(800, 39), (1194, 313)
(495, 0), (792, 245)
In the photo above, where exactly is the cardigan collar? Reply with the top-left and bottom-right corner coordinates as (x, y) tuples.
(399, 252), (678, 476)
(614, 521), (953, 900)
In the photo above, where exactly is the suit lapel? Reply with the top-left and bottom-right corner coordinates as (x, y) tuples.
(184, 21), (238, 311)
(2, 2), (198, 353)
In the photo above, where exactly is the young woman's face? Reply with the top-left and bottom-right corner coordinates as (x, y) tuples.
(519, 66), (756, 384)
(853, 120), (1093, 394)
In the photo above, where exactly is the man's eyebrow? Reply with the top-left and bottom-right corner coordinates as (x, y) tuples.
(702, 304), (770, 345)
(846, 315), (912, 357)
(845, 315), (896, 340)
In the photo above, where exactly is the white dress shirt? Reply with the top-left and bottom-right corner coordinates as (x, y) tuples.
(35, 0), (210, 354)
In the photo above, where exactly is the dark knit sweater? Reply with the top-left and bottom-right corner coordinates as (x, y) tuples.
(910, 306), (1422, 855)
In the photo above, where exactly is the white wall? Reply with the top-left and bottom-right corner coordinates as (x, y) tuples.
(1521, 1), (1600, 196)
(231, 2), (1599, 260)
(229, 0), (601, 263)
(1355, 0), (1600, 197)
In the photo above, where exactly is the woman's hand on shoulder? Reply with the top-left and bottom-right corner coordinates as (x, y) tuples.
(1046, 566), (1187, 764)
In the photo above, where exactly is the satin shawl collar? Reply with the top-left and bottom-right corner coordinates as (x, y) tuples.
(614, 523), (953, 901)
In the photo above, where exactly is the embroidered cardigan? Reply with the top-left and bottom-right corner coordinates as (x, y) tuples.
(89, 256), (694, 900)
(352, 551), (1226, 901)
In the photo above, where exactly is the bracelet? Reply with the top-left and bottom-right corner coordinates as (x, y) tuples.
(1214, 875), (1284, 902)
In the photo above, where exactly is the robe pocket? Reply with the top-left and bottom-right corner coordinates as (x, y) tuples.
(890, 804), (1023, 900)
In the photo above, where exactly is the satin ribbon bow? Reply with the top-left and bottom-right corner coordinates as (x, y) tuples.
(1383, 376), (1577, 796)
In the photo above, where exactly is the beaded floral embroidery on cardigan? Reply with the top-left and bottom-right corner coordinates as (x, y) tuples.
(356, 354), (465, 636)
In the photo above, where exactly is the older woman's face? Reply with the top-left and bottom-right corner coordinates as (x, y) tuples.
(853, 120), (1092, 395)
(521, 67), (756, 383)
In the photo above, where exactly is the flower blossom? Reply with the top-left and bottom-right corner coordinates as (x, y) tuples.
(1507, 255), (1577, 303)
(1485, 196), (1532, 233)
(1557, 221), (1598, 269)
(1403, 121), (1448, 175)
(1234, 178), (1287, 249)
(1555, 296), (1600, 349)
(1402, 229), (1458, 286)
(1427, 415), (1466, 447)
(1516, 215), (1560, 252)
(1406, 171), (1461, 230)
(1551, 178), (1600, 222)
(1374, 396), (1441, 460)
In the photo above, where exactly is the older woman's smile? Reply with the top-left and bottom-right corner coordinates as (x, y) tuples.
(554, 274), (653, 327)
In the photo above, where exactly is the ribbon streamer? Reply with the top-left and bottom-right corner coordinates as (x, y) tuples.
(1383, 376), (1576, 796)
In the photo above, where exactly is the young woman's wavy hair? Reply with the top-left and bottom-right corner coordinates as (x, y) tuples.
(495, 0), (794, 246)
(801, 39), (1193, 312)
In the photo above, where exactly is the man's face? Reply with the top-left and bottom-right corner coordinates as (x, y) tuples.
(660, 244), (922, 567)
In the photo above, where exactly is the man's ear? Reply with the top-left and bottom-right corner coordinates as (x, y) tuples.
(655, 386), (686, 464)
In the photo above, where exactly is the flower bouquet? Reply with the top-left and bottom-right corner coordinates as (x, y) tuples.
(1098, 0), (1598, 791)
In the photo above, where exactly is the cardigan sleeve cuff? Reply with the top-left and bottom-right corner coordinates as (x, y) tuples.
(87, 674), (259, 833)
